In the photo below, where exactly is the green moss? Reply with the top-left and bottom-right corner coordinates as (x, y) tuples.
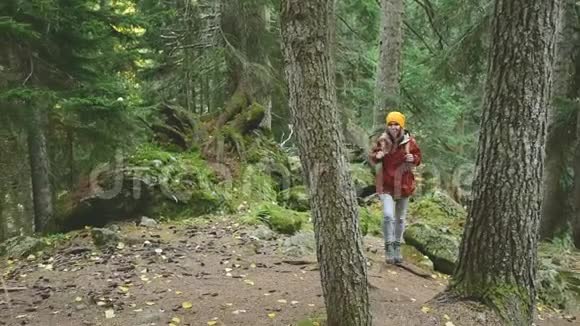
(0, 236), (46, 258)
(220, 126), (246, 157)
(126, 144), (231, 219)
(536, 237), (580, 310)
(408, 191), (466, 235)
(229, 90), (248, 111)
(244, 203), (310, 235)
(190, 189), (223, 216)
(246, 134), (291, 181)
(278, 185), (310, 212)
(234, 164), (278, 207)
(129, 143), (177, 164)
(401, 244), (434, 271)
(359, 204), (382, 236)
(235, 102), (265, 132)
(404, 223), (459, 274)
(450, 280), (533, 325)
(349, 163), (374, 190)
(296, 318), (326, 326)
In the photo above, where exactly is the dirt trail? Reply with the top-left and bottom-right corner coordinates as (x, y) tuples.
(0, 219), (577, 326)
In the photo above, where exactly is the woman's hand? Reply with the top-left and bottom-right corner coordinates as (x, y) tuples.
(376, 151), (385, 159)
(405, 154), (414, 163)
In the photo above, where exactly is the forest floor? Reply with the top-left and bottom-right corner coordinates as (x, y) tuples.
(0, 218), (578, 326)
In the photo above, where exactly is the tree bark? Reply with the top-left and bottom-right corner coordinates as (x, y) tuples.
(541, 0), (576, 239)
(281, 1), (371, 326)
(373, 0), (404, 130)
(259, 6), (272, 131)
(448, 0), (559, 324)
(570, 6), (580, 248)
(28, 105), (54, 233)
(574, 104), (580, 247)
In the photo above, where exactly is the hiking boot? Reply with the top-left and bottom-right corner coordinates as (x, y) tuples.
(393, 241), (403, 265)
(385, 242), (395, 264)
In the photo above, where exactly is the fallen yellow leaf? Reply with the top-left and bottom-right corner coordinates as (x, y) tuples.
(445, 322), (455, 326)
(421, 306), (431, 313)
(175, 291), (183, 295)
(118, 286), (129, 293)
(268, 313), (276, 319)
(145, 302), (155, 306)
(207, 321), (217, 326)
(75, 297), (82, 302)
(182, 301), (193, 309)
(443, 314), (450, 320)
(171, 317), (181, 324)
(244, 280), (255, 286)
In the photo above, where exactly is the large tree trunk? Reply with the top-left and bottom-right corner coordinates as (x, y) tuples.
(448, 0), (559, 324)
(259, 7), (272, 131)
(373, 0), (404, 130)
(541, 0), (576, 239)
(571, 8), (580, 248)
(574, 106), (580, 247)
(281, 1), (371, 325)
(0, 132), (33, 240)
(28, 106), (54, 233)
(221, 0), (271, 109)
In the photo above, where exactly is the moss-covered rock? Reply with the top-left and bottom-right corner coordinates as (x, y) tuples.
(0, 236), (45, 258)
(282, 230), (316, 257)
(243, 203), (310, 235)
(131, 145), (231, 219)
(229, 102), (265, 134)
(404, 223), (459, 275)
(278, 185), (310, 212)
(408, 191), (466, 235)
(57, 145), (232, 230)
(91, 227), (121, 248)
(537, 239), (580, 310)
(402, 244), (434, 272)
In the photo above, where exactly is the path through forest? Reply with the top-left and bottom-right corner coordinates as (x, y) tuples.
(0, 219), (577, 326)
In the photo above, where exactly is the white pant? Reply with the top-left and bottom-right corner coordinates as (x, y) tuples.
(379, 194), (409, 243)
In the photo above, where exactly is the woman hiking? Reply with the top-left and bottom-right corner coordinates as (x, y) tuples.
(369, 111), (422, 264)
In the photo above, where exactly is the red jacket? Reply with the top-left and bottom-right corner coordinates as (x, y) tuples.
(368, 133), (422, 198)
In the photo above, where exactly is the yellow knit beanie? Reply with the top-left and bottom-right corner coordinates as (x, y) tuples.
(386, 111), (405, 128)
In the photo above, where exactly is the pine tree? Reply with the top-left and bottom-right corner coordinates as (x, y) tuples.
(447, 0), (560, 324)
(281, 0), (372, 325)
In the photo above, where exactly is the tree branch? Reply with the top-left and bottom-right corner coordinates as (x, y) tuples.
(412, 0), (447, 49)
(403, 20), (435, 55)
(337, 14), (364, 40)
(280, 124), (294, 148)
(22, 56), (34, 86)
